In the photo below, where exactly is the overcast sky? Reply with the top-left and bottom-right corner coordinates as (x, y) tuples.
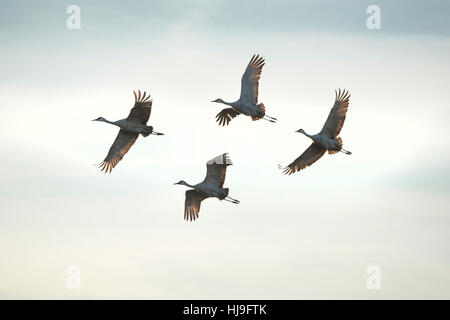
(0, 0), (449, 299)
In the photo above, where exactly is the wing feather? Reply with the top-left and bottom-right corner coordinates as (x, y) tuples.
(126, 90), (153, 125)
(215, 108), (241, 126)
(240, 54), (265, 105)
(320, 89), (350, 138)
(204, 153), (232, 188)
(98, 130), (138, 173)
(184, 190), (209, 221)
(283, 144), (326, 175)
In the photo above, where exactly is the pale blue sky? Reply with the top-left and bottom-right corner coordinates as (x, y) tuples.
(0, 0), (449, 299)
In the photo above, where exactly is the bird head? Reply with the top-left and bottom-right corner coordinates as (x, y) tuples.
(174, 180), (186, 186)
(296, 129), (305, 134)
(211, 98), (224, 104)
(92, 117), (105, 121)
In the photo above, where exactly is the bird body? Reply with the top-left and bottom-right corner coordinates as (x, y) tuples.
(213, 54), (277, 125)
(93, 90), (164, 173)
(236, 102), (265, 119)
(282, 89), (352, 175)
(193, 182), (228, 199)
(97, 118), (154, 136)
(179, 181), (229, 200)
(303, 132), (343, 152)
(174, 153), (239, 221)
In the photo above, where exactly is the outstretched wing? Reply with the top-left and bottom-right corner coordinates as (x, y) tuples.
(99, 130), (138, 173)
(126, 90), (153, 125)
(184, 190), (209, 221)
(283, 144), (326, 175)
(320, 89), (350, 138)
(204, 153), (233, 188)
(240, 54), (265, 105)
(215, 108), (241, 126)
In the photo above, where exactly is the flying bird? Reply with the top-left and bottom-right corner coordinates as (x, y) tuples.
(282, 89), (352, 175)
(174, 153), (240, 221)
(212, 54), (277, 126)
(92, 90), (164, 173)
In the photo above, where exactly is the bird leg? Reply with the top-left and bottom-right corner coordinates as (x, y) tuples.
(224, 198), (240, 204)
(225, 196), (240, 204)
(261, 117), (276, 123)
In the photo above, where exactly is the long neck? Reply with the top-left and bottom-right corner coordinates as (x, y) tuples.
(219, 99), (237, 108)
(100, 118), (118, 126)
(182, 181), (195, 188)
(301, 131), (313, 139)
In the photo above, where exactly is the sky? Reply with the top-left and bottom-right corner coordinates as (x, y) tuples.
(0, 0), (449, 299)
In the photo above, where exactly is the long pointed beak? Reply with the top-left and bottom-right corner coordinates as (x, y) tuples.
(92, 119), (97, 121)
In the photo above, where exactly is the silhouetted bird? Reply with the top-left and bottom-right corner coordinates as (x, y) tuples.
(213, 54), (277, 126)
(174, 153), (240, 221)
(93, 90), (164, 173)
(282, 89), (352, 175)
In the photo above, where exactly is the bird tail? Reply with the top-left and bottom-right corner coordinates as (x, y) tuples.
(222, 188), (229, 198)
(328, 137), (343, 154)
(258, 103), (266, 114)
(252, 103), (266, 121)
(141, 126), (153, 137)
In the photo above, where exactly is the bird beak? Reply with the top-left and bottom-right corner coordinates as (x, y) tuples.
(92, 119), (97, 121)
(173, 182), (178, 185)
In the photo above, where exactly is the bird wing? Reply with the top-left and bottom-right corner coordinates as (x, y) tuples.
(215, 108), (241, 126)
(320, 89), (350, 138)
(184, 190), (209, 221)
(283, 143), (326, 175)
(99, 130), (138, 173)
(204, 153), (233, 188)
(126, 90), (153, 125)
(240, 54), (265, 105)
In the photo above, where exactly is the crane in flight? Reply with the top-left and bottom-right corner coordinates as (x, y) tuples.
(174, 153), (240, 221)
(282, 89), (352, 175)
(92, 90), (164, 173)
(213, 54), (277, 126)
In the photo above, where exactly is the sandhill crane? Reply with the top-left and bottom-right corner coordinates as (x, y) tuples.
(92, 90), (164, 173)
(174, 153), (240, 221)
(282, 89), (352, 175)
(213, 54), (277, 126)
